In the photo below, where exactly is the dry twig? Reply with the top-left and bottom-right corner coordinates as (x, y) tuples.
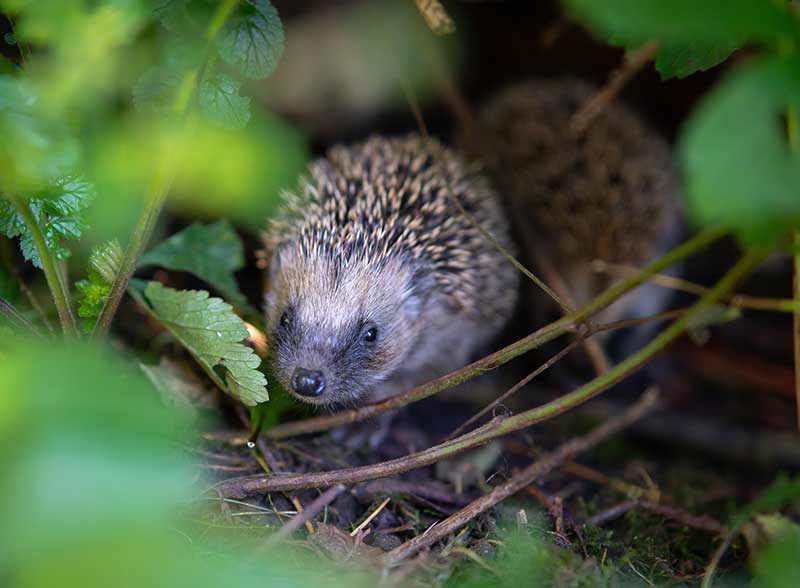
(385, 388), (661, 564)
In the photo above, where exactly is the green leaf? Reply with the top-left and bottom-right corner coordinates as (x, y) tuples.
(678, 57), (800, 244)
(138, 220), (251, 310)
(76, 240), (122, 331)
(140, 357), (214, 417)
(199, 73), (251, 129)
(0, 342), (196, 583)
(655, 38), (743, 79)
(562, 0), (797, 48)
(217, 0), (284, 80)
(564, 0), (797, 79)
(0, 76), (80, 194)
(0, 175), (95, 268)
(132, 66), (182, 113)
(153, 0), (189, 30)
(131, 280), (268, 405)
(753, 520), (800, 588)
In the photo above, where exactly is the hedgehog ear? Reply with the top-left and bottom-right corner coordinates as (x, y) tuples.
(402, 270), (435, 322)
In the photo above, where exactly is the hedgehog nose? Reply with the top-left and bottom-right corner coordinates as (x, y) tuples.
(291, 368), (326, 397)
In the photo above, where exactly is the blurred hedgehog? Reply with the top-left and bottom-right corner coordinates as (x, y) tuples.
(263, 134), (518, 407)
(466, 78), (682, 330)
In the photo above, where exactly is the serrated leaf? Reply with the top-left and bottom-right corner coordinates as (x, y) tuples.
(75, 240), (122, 331)
(139, 220), (251, 310)
(199, 73), (251, 129)
(131, 281), (268, 405)
(678, 57), (800, 244)
(655, 38), (743, 79)
(0, 175), (95, 268)
(217, 0), (284, 80)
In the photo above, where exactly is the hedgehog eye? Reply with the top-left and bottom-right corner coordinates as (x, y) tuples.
(279, 310), (291, 330)
(363, 325), (378, 343)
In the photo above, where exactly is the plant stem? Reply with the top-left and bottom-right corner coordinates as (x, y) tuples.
(91, 0), (239, 339)
(264, 227), (727, 440)
(788, 106), (800, 431)
(91, 166), (174, 339)
(794, 230), (800, 431)
(8, 195), (78, 336)
(216, 245), (763, 498)
(593, 259), (800, 313)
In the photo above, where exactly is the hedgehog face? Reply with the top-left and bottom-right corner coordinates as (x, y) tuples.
(265, 249), (424, 407)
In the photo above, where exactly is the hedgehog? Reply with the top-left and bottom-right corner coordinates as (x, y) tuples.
(263, 134), (519, 408)
(466, 77), (682, 328)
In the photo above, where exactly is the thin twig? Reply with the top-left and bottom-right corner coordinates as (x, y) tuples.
(638, 500), (726, 534)
(533, 250), (609, 373)
(0, 296), (42, 336)
(592, 307), (688, 334)
(570, 41), (659, 133)
(264, 228), (727, 440)
(592, 259), (799, 313)
(385, 388), (661, 564)
(258, 484), (347, 550)
(702, 527), (739, 588)
(351, 497), (391, 537)
(446, 336), (584, 441)
(0, 238), (55, 333)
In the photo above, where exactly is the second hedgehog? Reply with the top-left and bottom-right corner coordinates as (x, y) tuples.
(263, 134), (518, 407)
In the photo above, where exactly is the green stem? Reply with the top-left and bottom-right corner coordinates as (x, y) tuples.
(265, 226), (727, 440)
(90, 0), (239, 339)
(8, 195), (78, 336)
(216, 246), (767, 497)
(91, 165), (174, 339)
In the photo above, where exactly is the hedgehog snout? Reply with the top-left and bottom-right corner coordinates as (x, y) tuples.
(291, 367), (326, 397)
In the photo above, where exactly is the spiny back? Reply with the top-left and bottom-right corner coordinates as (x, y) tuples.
(265, 134), (517, 320)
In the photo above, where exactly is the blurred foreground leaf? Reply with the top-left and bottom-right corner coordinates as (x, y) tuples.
(0, 342), (195, 585)
(655, 39), (744, 79)
(139, 219), (251, 310)
(0, 343), (378, 587)
(753, 519), (800, 588)
(563, 0), (796, 79)
(86, 112), (308, 234)
(130, 280), (268, 405)
(679, 57), (800, 244)
(0, 76), (80, 194)
(562, 0), (795, 48)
